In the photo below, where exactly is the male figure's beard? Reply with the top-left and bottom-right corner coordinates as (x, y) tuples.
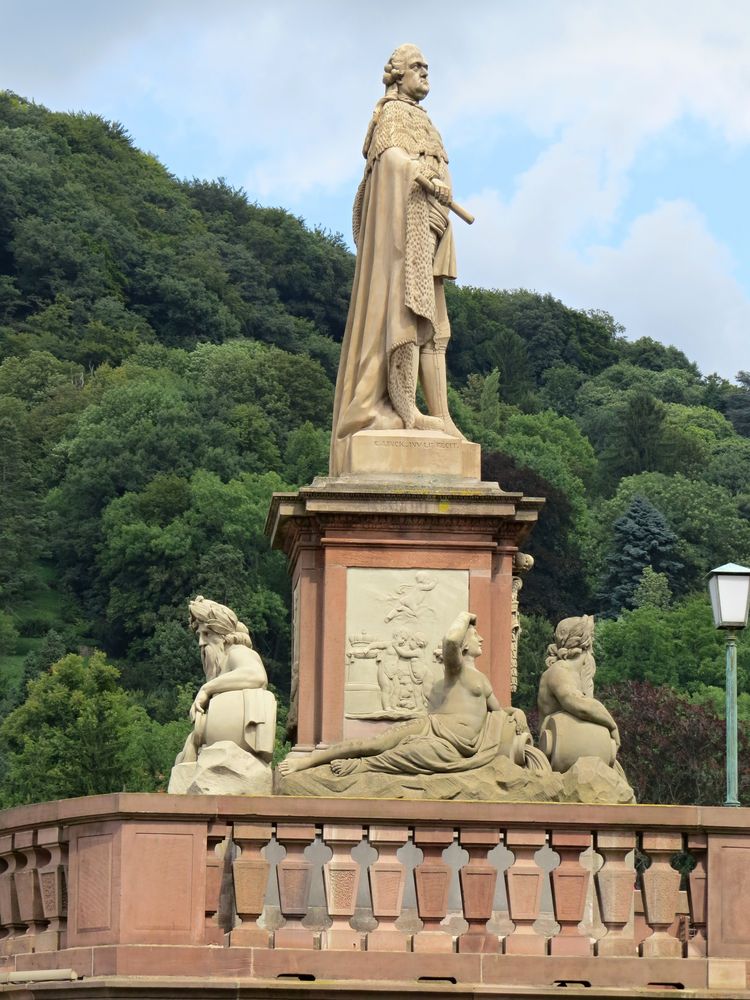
(201, 642), (224, 680)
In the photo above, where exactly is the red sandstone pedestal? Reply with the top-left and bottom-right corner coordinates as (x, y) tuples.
(265, 478), (542, 751)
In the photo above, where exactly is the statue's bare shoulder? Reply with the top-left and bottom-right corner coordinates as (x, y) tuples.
(225, 644), (267, 687)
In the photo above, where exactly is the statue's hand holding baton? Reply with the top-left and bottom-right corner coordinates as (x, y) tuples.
(416, 174), (475, 225)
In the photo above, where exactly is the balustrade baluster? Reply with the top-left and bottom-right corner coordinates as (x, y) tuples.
(457, 827), (500, 954)
(686, 834), (707, 957)
(595, 829), (636, 956)
(640, 831), (683, 958)
(231, 823), (272, 948)
(13, 830), (46, 949)
(35, 826), (67, 953)
(0, 836), (25, 954)
(274, 824), (317, 949)
(504, 828), (547, 955)
(203, 821), (229, 945)
(322, 825), (363, 950)
(549, 830), (592, 955)
(413, 826), (454, 953)
(366, 825), (409, 952)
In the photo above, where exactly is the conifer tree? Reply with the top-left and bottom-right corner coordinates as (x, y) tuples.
(598, 494), (682, 616)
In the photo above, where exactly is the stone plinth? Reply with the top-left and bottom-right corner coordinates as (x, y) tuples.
(265, 479), (543, 751)
(346, 429), (481, 478)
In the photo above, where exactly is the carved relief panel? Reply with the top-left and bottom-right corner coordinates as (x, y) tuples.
(344, 568), (469, 720)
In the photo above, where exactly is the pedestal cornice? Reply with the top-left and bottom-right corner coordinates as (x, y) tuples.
(265, 478), (544, 557)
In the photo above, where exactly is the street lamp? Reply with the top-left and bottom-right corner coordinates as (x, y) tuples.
(707, 563), (750, 807)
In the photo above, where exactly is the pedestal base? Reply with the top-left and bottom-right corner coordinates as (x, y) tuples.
(344, 429), (481, 479)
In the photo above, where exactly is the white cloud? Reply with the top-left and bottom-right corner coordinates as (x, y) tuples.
(456, 193), (747, 378)
(3, 0), (750, 375)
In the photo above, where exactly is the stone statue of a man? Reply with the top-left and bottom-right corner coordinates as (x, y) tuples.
(329, 44), (465, 476)
(169, 596), (276, 794)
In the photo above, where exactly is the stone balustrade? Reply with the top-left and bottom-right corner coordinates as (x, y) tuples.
(0, 794), (748, 994)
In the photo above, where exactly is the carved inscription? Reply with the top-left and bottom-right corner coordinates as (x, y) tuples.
(373, 439), (460, 450)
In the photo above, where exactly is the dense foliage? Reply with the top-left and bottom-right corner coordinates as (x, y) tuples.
(1, 91), (748, 807)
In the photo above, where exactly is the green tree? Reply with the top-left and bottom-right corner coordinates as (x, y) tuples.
(704, 437), (750, 493)
(501, 409), (598, 494)
(597, 495), (683, 616)
(632, 566), (672, 610)
(601, 391), (667, 481)
(0, 611), (19, 653)
(20, 627), (68, 685)
(0, 652), (186, 806)
(446, 286), (620, 384)
(0, 395), (43, 598)
(593, 473), (750, 593)
(595, 595), (749, 695)
(539, 364), (586, 417)
(619, 336), (698, 374)
(284, 421), (330, 485)
(726, 371), (750, 437)
(98, 469), (290, 683)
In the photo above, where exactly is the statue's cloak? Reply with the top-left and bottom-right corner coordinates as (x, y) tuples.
(329, 98), (457, 476)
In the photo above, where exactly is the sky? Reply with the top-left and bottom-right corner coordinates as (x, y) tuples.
(2, 0), (750, 380)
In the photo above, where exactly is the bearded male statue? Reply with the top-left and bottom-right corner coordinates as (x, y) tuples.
(168, 596), (277, 794)
(330, 44), (470, 476)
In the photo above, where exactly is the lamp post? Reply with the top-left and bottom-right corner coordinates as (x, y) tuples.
(707, 563), (750, 807)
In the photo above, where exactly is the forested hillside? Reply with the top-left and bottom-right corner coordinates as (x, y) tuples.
(1, 91), (749, 805)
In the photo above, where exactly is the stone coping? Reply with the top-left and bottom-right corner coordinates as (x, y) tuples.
(1, 792), (749, 836)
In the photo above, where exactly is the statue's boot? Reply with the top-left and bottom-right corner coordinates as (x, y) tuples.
(389, 342), (443, 431)
(419, 339), (465, 438)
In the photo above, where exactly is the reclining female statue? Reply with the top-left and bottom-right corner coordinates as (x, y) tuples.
(278, 611), (536, 778)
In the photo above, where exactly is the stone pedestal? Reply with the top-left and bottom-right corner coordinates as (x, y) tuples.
(265, 479), (542, 752)
(346, 429), (481, 479)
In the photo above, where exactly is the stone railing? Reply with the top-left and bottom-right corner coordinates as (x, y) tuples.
(0, 794), (748, 994)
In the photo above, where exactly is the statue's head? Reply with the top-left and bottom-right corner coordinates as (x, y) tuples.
(546, 615), (596, 694)
(188, 595), (252, 679)
(462, 615), (483, 659)
(383, 44), (429, 102)
(552, 615), (594, 654)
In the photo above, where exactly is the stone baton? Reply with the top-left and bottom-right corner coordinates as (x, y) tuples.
(415, 174), (475, 225)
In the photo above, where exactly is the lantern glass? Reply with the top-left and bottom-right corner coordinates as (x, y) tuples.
(708, 565), (750, 630)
